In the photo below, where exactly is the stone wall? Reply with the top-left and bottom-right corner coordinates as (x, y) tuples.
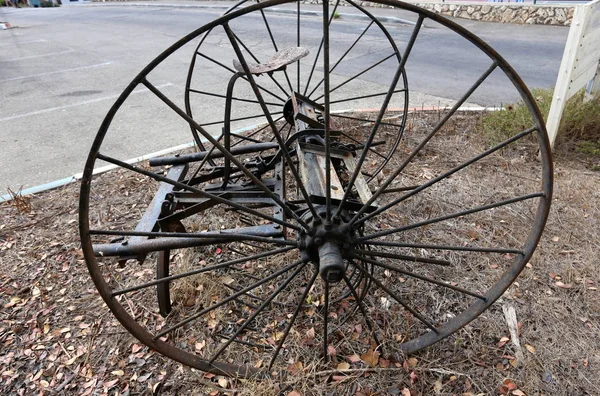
(412, 2), (574, 25)
(302, 1), (574, 26)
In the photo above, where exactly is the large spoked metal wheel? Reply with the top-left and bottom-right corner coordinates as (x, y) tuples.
(79, 0), (552, 378)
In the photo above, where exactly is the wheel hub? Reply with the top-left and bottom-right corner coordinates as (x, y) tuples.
(299, 213), (356, 283)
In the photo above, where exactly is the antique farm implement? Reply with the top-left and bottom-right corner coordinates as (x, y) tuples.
(79, 0), (552, 377)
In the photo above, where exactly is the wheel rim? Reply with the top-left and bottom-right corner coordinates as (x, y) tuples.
(79, 0), (552, 378)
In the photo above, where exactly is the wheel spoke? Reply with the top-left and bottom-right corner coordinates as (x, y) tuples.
(140, 79), (311, 230)
(267, 269), (319, 371)
(314, 53), (398, 102)
(188, 89), (282, 106)
(342, 273), (382, 349)
(333, 16), (423, 219)
(354, 126), (538, 226)
(358, 192), (545, 242)
(347, 61), (499, 226)
(351, 259), (438, 332)
(112, 246), (295, 296)
(297, 0), (301, 92)
(153, 259), (303, 340)
(303, 0), (341, 96)
(307, 20), (375, 98)
(208, 262), (308, 364)
(323, 0), (332, 222)
(337, 130), (387, 160)
(196, 51), (287, 103)
(353, 249), (451, 266)
(224, 23), (321, 221)
(331, 113), (400, 127)
(96, 152), (301, 231)
(230, 30), (291, 99)
(329, 89), (407, 105)
(259, 8), (295, 94)
(185, 133), (223, 185)
(354, 254), (486, 301)
(199, 111), (283, 127)
(230, 116), (283, 148)
(364, 240), (523, 255)
(323, 280), (330, 361)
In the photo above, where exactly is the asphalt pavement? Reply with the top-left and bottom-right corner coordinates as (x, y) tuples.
(0, 2), (568, 192)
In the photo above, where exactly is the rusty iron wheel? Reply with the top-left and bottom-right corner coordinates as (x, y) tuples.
(79, 0), (552, 378)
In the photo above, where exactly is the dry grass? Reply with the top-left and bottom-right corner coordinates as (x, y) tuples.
(1, 110), (599, 395)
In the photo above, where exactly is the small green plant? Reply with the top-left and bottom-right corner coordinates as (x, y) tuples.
(481, 88), (600, 159)
(333, 11), (341, 19)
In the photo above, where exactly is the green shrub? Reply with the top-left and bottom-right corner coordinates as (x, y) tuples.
(481, 88), (600, 159)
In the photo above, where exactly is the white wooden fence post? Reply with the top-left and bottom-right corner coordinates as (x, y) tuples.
(546, 0), (600, 148)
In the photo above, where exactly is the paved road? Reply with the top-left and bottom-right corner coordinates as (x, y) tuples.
(0, 3), (568, 190)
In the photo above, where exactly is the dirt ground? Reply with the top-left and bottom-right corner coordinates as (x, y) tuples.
(1, 111), (599, 395)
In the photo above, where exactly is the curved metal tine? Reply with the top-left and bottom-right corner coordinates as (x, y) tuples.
(224, 24), (321, 221)
(354, 254), (486, 301)
(230, 115), (284, 148)
(352, 249), (451, 266)
(188, 89), (282, 107)
(229, 30), (291, 99)
(258, 7), (294, 94)
(196, 52), (287, 103)
(323, 280), (330, 361)
(346, 61), (500, 227)
(307, 20), (375, 98)
(112, 246), (294, 297)
(153, 259), (304, 341)
(303, 0), (341, 96)
(313, 53), (397, 102)
(199, 111), (283, 127)
(331, 113), (400, 127)
(341, 273), (382, 349)
(333, 15), (424, 220)
(354, 126), (539, 227)
(140, 79), (311, 230)
(95, 153), (300, 232)
(267, 269), (319, 370)
(351, 259), (438, 332)
(323, 0), (332, 222)
(364, 240), (524, 255)
(208, 262), (308, 364)
(359, 192), (545, 243)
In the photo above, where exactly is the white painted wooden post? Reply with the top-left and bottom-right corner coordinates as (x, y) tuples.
(546, 6), (587, 148)
(584, 63), (600, 102)
(546, 0), (600, 148)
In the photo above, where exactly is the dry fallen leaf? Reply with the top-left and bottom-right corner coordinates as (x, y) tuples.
(525, 344), (535, 354)
(347, 354), (361, 363)
(361, 348), (380, 367)
(407, 357), (418, 368)
(217, 377), (228, 388)
(337, 362), (350, 371)
(512, 390), (526, 396)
